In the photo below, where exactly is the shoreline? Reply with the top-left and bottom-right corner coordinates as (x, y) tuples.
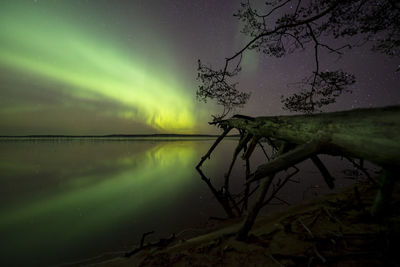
(71, 179), (399, 266)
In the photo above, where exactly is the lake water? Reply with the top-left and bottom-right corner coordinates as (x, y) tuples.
(0, 138), (367, 266)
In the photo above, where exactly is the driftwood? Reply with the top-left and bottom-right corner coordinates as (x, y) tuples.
(125, 231), (175, 257)
(197, 106), (400, 240)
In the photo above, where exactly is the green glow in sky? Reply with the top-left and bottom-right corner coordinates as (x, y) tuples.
(0, 2), (195, 132)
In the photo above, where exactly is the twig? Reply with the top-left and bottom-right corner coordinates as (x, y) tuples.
(309, 210), (322, 228)
(273, 196), (291, 206)
(265, 252), (285, 267)
(125, 231), (155, 257)
(262, 166), (299, 207)
(196, 167), (236, 218)
(226, 190), (242, 216)
(266, 137), (279, 152)
(306, 23), (319, 110)
(323, 206), (344, 228)
(140, 231), (154, 248)
(344, 156), (378, 187)
(258, 141), (270, 161)
(222, 0), (340, 80)
(313, 245), (327, 263)
(237, 185), (260, 206)
(261, 0), (291, 18)
(298, 217), (314, 239)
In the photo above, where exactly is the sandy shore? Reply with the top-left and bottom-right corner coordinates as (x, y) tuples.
(76, 180), (399, 266)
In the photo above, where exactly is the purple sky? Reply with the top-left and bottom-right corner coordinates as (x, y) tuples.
(0, 0), (398, 135)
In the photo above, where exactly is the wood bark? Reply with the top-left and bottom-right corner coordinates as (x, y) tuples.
(219, 106), (400, 168)
(198, 106), (400, 240)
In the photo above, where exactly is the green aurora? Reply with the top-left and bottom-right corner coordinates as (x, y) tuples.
(0, 2), (199, 133)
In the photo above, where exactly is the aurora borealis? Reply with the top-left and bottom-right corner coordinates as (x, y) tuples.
(0, 1), (399, 135)
(0, 1), (200, 134)
(0, 2), (399, 266)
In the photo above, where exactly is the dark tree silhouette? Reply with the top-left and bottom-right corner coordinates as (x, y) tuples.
(196, 0), (400, 241)
(197, 0), (399, 116)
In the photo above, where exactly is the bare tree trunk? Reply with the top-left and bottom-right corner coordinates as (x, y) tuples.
(198, 106), (400, 239)
(219, 106), (400, 168)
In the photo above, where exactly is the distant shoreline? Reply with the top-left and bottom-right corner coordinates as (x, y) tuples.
(0, 134), (216, 138)
(0, 134), (240, 139)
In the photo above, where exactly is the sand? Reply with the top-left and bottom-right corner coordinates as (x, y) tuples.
(80, 180), (399, 266)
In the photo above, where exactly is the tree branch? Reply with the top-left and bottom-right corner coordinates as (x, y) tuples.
(311, 155), (335, 189)
(249, 139), (325, 183)
(223, 1), (342, 76)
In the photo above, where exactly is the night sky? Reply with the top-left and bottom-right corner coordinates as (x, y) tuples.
(0, 1), (399, 135)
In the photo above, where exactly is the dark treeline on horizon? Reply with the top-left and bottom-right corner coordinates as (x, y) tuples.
(0, 134), (240, 138)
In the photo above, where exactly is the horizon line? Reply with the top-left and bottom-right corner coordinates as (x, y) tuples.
(0, 133), (239, 138)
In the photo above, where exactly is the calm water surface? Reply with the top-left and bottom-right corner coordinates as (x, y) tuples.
(0, 138), (365, 266)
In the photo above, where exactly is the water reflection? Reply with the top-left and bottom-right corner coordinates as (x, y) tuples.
(0, 139), (225, 266)
(0, 138), (368, 266)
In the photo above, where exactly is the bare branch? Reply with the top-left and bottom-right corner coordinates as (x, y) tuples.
(249, 139), (324, 183)
(197, 127), (232, 168)
(198, 0), (399, 116)
(311, 155), (335, 189)
(263, 0), (292, 18)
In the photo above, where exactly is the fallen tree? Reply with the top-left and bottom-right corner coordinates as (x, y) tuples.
(197, 105), (400, 240)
